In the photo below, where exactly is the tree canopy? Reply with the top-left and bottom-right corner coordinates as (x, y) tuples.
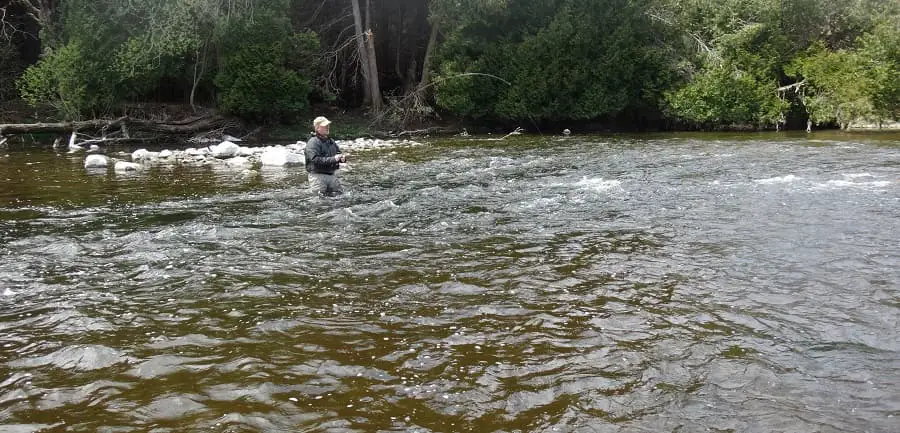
(1, 0), (897, 129)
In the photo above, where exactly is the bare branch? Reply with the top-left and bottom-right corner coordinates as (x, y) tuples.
(18, 0), (41, 17)
(0, 6), (11, 42)
(0, 5), (38, 44)
(777, 80), (806, 93)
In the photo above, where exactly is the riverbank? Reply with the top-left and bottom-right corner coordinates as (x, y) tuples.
(3, 100), (899, 149)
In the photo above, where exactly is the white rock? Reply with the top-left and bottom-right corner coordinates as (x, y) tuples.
(212, 140), (240, 158)
(159, 149), (173, 158)
(114, 161), (142, 172)
(84, 154), (109, 168)
(131, 149), (151, 161)
(87, 144), (101, 153)
(260, 148), (304, 166)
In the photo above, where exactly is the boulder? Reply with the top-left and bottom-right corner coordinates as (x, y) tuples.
(131, 149), (152, 161)
(211, 140), (240, 158)
(84, 154), (109, 168)
(260, 148), (304, 166)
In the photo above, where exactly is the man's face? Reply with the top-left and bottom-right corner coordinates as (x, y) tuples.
(316, 124), (330, 136)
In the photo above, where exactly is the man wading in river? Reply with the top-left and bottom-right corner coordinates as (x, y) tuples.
(305, 116), (347, 196)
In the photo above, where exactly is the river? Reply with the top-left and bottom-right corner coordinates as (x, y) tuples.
(1, 132), (898, 432)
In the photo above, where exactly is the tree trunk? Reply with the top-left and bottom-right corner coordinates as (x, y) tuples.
(402, 57), (417, 95)
(190, 43), (207, 113)
(364, 0), (383, 112)
(16, 0), (53, 28)
(350, 0), (372, 105)
(417, 20), (439, 98)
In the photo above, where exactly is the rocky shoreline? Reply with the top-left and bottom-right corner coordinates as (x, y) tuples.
(77, 137), (423, 175)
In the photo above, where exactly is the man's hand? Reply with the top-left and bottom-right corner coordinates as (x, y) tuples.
(336, 154), (348, 163)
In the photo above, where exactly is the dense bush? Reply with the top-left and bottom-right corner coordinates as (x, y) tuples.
(17, 41), (118, 120)
(215, 12), (316, 122)
(4, 0), (897, 128)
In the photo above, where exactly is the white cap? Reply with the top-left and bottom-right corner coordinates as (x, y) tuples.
(313, 116), (331, 129)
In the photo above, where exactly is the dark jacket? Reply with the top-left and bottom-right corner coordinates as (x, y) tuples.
(304, 134), (342, 174)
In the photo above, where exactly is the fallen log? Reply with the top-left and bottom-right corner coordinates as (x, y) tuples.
(77, 137), (161, 146)
(0, 117), (128, 135)
(127, 115), (230, 134)
(382, 126), (458, 138)
(501, 126), (525, 139)
(0, 114), (229, 137)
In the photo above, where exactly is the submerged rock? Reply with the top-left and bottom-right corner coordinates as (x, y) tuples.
(226, 156), (252, 168)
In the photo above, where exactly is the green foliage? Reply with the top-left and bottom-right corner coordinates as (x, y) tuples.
(286, 30), (327, 101)
(787, 17), (899, 128)
(216, 52), (311, 122)
(215, 9), (314, 122)
(433, 55), (514, 119)
(17, 41), (117, 120)
(16, 0), (129, 118)
(787, 42), (872, 127)
(6, 0), (897, 128)
(660, 0), (899, 128)
(434, 0), (673, 122)
(666, 64), (788, 126)
(501, 0), (672, 121)
(858, 19), (900, 119)
(664, 16), (791, 127)
(12, 0), (323, 122)
(112, 37), (169, 99)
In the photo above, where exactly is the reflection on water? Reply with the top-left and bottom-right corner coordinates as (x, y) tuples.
(1, 133), (899, 432)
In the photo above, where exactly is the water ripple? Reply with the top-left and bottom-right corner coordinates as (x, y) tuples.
(1, 135), (898, 431)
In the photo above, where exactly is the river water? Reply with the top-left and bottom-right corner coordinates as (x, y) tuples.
(1, 132), (898, 432)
